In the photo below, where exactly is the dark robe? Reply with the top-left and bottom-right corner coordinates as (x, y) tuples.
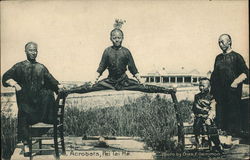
(2, 60), (59, 141)
(210, 51), (249, 133)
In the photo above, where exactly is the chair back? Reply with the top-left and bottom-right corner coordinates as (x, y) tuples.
(55, 93), (66, 126)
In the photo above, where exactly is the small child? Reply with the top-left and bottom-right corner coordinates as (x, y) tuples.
(192, 78), (223, 153)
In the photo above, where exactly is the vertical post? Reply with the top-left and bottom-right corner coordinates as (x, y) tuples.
(60, 96), (66, 155)
(175, 77), (177, 83)
(28, 126), (33, 160)
(171, 91), (185, 151)
(168, 77), (170, 83)
(54, 95), (60, 159)
(182, 77), (185, 83)
(38, 140), (42, 155)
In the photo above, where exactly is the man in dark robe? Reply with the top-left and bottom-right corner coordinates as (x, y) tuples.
(65, 27), (175, 95)
(2, 42), (63, 147)
(210, 34), (249, 135)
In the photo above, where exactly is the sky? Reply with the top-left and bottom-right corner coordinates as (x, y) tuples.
(1, 0), (249, 82)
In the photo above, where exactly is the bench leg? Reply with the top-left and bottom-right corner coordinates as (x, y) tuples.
(38, 139), (42, 155)
(59, 126), (66, 155)
(54, 124), (59, 159)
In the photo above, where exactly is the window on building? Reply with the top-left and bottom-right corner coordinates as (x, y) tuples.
(150, 77), (154, 82)
(170, 77), (175, 83)
(193, 77), (197, 83)
(163, 77), (169, 83)
(155, 77), (160, 83)
(177, 77), (183, 83)
(184, 77), (191, 83)
(146, 77), (149, 82)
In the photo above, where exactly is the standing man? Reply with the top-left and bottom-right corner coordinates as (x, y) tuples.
(2, 42), (63, 155)
(210, 34), (249, 135)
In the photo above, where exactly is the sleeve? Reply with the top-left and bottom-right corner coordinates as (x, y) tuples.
(210, 56), (219, 98)
(43, 66), (59, 92)
(127, 49), (139, 76)
(208, 99), (216, 120)
(237, 54), (249, 84)
(96, 49), (108, 75)
(2, 64), (18, 87)
(210, 71), (216, 96)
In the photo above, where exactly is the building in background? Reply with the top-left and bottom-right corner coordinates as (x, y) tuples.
(141, 67), (208, 87)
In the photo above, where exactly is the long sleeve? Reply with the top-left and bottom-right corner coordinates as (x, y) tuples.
(127, 50), (138, 76)
(237, 54), (249, 84)
(2, 64), (18, 87)
(210, 56), (219, 98)
(43, 66), (59, 92)
(97, 50), (108, 75)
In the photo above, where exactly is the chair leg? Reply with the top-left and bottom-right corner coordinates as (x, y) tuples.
(59, 126), (66, 155)
(208, 136), (212, 151)
(27, 126), (33, 160)
(38, 139), (42, 155)
(54, 124), (59, 159)
(29, 138), (33, 160)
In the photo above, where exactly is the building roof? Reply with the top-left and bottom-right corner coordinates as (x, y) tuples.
(143, 68), (205, 77)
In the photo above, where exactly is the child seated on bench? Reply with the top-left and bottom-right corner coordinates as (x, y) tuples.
(192, 78), (223, 153)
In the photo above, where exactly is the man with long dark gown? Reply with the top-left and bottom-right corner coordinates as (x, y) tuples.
(210, 34), (249, 135)
(2, 42), (63, 155)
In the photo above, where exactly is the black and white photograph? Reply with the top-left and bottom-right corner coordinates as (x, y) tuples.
(1, 0), (249, 160)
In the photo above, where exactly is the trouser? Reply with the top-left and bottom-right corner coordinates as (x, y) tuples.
(215, 88), (242, 134)
(194, 117), (221, 147)
(17, 110), (30, 142)
(207, 121), (221, 147)
(17, 110), (50, 142)
(67, 78), (175, 95)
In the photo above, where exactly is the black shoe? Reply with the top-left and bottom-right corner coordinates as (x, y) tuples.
(23, 152), (31, 157)
(222, 143), (232, 149)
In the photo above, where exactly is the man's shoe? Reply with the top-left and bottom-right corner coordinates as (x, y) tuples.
(222, 143), (232, 149)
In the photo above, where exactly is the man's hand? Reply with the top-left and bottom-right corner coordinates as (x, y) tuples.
(205, 119), (211, 125)
(231, 73), (247, 88)
(6, 79), (17, 87)
(58, 85), (69, 97)
(58, 84), (66, 92)
(14, 83), (22, 91)
(94, 72), (101, 84)
(134, 73), (143, 84)
(6, 79), (22, 91)
(230, 81), (238, 88)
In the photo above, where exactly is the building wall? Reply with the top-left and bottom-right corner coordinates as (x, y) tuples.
(142, 75), (204, 86)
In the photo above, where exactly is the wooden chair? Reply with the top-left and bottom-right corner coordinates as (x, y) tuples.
(183, 122), (212, 150)
(27, 93), (66, 160)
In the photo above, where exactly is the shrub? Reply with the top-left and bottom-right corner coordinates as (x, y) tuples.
(64, 94), (193, 151)
(1, 97), (17, 160)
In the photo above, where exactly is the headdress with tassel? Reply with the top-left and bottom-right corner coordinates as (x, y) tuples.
(113, 19), (126, 30)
